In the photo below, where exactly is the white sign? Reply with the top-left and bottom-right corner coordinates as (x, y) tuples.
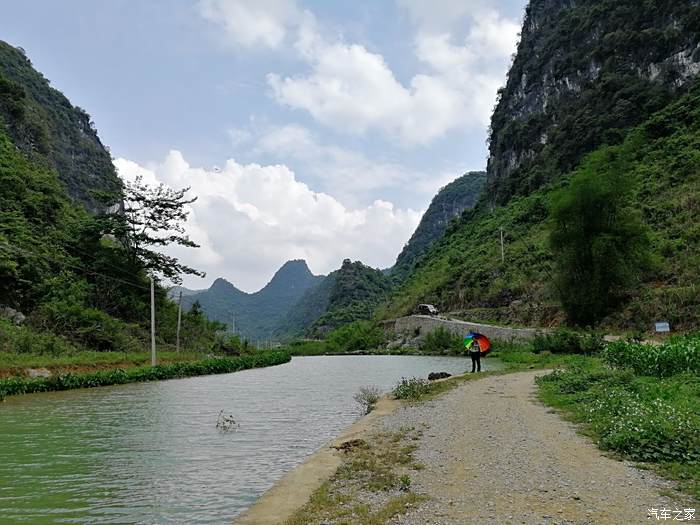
(654, 322), (670, 333)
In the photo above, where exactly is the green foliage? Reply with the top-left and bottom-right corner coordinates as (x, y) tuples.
(0, 41), (122, 212)
(419, 327), (464, 355)
(532, 328), (603, 355)
(602, 333), (700, 377)
(391, 377), (431, 400)
(549, 163), (652, 325)
(383, 81), (700, 331)
(326, 321), (386, 353)
(537, 361), (700, 466)
(392, 172), (486, 282)
(308, 260), (392, 336)
(488, 0), (700, 203)
(0, 351), (290, 400)
(354, 385), (382, 414)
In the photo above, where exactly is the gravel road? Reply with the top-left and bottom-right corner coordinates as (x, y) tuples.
(382, 371), (695, 525)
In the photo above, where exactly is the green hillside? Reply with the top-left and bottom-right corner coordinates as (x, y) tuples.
(487, 0), (700, 205)
(308, 259), (392, 336)
(381, 82), (700, 331)
(0, 41), (121, 213)
(0, 42), (223, 364)
(391, 171), (486, 282)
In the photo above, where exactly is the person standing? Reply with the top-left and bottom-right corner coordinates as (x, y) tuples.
(469, 339), (481, 373)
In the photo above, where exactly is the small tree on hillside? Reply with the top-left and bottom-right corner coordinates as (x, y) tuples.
(549, 166), (652, 326)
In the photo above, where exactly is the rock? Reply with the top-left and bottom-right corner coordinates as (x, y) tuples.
(0, 306), (26, 325)
(428, 372), (451, 381)
(332, 439), (368, 452)
(26, 368), (51, 378)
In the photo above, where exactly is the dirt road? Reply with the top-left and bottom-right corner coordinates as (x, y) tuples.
(383, 371), (695, 525)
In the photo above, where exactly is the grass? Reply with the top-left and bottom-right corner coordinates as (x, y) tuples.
(286, 427), (428, 525)
(0, 350), (291, 400)
(536, 353), (700, 500)
(0, 349), (216, 376)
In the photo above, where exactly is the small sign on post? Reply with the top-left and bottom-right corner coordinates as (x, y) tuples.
(654, 321), (670, 333)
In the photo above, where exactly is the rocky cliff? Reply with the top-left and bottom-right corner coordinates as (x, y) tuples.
(0, 41), (121, 213)
(392, 171), (486, 281)
(487, 0), (700, 203)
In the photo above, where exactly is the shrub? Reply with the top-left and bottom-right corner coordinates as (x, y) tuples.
(354, 385), (382, 414)
(532, 329), (603, 355)
(392, 377), (431, 400)
(419, 327), (463, 354)
(326, 321), (386, 353)
(602, 333), (700, 377)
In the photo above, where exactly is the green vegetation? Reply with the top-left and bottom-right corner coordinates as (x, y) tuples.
(325, 321), (386, 353)
(0, 42), (229, 365)
(391, 377), (432, 401)
(382, 81), (700, 331)
(488, 0), (700, 203)
(602, 333), (700, 377)
(549, 165), (652, 326)
(308, 260), (392, 336)
(419, 326), (464, 355)
(0, 350), (291, 401)
(354, 385), (382, 414)
(0, 42), (121, 212)
(537, 340), (700, 498)
(392, 171), (486, 282)
(286, 428), (428, 525)
(532, 328), (604, 355)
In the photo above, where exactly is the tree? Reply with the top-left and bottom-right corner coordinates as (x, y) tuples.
(549, 160), (652, 326)
(106, 176), (204, 284)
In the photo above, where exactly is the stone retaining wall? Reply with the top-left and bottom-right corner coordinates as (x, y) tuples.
(380, 315), (543, 341)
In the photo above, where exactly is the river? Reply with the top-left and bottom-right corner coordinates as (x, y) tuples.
(0, 355), (500, 524)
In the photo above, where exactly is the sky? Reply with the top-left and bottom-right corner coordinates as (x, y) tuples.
(1, 0), (526, 291)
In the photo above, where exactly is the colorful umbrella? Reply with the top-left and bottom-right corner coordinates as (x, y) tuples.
(463, 332), (491, 354)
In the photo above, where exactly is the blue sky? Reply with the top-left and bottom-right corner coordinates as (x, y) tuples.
(2, 0), (526, 291)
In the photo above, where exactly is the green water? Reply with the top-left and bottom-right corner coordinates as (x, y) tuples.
(0, 355), (500, 524)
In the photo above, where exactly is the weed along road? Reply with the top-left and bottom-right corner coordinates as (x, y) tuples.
(279, 370), (697, 525)
(379, 371), (694, 525)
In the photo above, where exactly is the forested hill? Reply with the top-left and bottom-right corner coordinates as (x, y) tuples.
(487, 0), (700, 204)
(1, 42), (223, 357)
(275, 259), (392, 339)
(381, 0), (700, 331)
(391, 171), (486, 282)
(180, 260), (324, 341)
(0, 41), (121, 213)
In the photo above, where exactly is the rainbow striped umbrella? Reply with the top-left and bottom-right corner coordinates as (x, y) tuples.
(463, 332), (491, 354)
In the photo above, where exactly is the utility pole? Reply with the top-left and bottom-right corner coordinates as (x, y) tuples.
(499, 227), (505, 264)
(175, 290), (182, 352)
(231, 313), (236, 334)
(150, 276), (157, 366)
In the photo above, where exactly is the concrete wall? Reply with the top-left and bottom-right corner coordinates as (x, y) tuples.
(381, 315), (543, 341)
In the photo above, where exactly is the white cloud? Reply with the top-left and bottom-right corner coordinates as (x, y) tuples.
(115, 151), (421, 291)
(263, 4), (519, 145)
(253, 124), (440, 206)
(198, 0), (304, 48)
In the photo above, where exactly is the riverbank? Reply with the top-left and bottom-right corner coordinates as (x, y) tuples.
(279, 370), (694, 525)
(0, 350), (291, 400)
(240, 336), (699, 524)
